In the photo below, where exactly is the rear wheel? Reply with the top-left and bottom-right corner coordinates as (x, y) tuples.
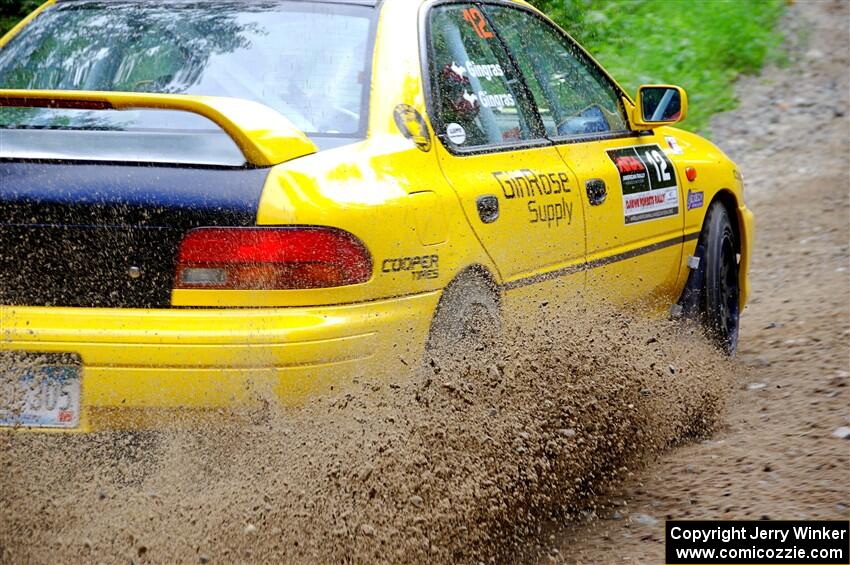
(701, 203), (740, 354)
(426, 272), (500, 369)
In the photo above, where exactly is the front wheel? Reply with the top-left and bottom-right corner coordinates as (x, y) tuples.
(701, 202), (740, 354)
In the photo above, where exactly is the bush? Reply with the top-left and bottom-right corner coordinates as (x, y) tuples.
(529, 0), (785, 133)
(0, 0), (41, 36)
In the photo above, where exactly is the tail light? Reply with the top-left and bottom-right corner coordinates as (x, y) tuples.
(174, 227), (372, 290)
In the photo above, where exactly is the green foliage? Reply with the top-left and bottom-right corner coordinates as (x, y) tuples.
(0, 0), (41, 36)
(528, 0), (785, 133)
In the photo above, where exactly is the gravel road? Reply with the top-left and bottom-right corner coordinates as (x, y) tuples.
(536, 1), (850, 562)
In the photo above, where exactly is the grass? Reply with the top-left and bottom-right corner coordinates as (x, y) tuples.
(529, 0), (786, 134)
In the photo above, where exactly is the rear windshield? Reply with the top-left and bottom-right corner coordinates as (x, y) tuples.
(0, 1), (377, 161)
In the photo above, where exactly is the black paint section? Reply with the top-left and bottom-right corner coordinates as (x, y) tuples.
(0, 161), (270, 308)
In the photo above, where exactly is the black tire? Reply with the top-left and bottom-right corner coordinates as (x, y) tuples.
(425, 272), (500, 369)
(701, 202), (740, 354)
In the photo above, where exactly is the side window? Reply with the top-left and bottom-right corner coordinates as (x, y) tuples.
(485, 6), (629, 138)
(428, 4), (542, 150)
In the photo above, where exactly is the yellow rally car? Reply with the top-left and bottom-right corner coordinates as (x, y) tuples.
(0, 0), (753, 432)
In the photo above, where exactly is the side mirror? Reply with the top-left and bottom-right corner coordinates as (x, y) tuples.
(632, 85), (688, 129)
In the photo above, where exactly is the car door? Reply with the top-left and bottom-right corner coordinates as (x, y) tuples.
(485, 4), (685, 306)
(424, 2), (587, 304)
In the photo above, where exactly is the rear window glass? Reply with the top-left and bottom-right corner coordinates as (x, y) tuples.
(0, 1), (376, 146)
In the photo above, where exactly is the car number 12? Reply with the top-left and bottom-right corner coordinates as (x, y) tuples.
(644, 149), (671, 182)
(463, 8), (494, 39)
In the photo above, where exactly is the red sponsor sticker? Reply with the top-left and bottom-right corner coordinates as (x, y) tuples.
(615, 155), (645, 174)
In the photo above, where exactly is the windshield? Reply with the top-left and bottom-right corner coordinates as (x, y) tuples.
(0, 1), (376, 143)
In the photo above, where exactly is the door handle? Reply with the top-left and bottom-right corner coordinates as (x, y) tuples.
(586, 178), (607, 206)
(476, 195), (499, 224)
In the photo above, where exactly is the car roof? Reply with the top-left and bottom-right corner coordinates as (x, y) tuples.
(54, 0), (379, 5)
(52, 0), (537, 6)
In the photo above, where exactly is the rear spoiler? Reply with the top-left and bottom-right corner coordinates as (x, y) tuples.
(0, 89), (318, 167)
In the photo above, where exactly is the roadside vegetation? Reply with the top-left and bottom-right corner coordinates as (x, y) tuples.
(1, 0), (785, 134)
(529, 0), (786, 133)
(0, 0), (39, 36)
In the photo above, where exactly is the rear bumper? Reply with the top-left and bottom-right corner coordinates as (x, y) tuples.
(737, 204), (755, 309)
(0, 292), (440, 432)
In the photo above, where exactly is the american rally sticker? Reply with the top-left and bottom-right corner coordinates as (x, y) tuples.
(607, 144), (680, 224)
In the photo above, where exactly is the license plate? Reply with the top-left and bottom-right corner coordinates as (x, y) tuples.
(0, 353), (81, 428)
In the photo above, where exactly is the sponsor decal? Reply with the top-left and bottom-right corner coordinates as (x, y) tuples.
(449, 61), (466, 79)
(492, 169), (574, 228)
(446, 122), (467, 145)
(665, 135), (684, 155)
(382, 255), (439, 280)
(393, 104), (431, 152)
(446, 60), (513, 109)
(687, 189), (704, 210)
(607, 144), (680, 224)
(464, 59), (504, 81)
(449, 60), (505, 81)
(476, 90), (515, 109)
(458, 88), (514, 110)
(528, 198), (572, 227)
(492, 169), (571, 199)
